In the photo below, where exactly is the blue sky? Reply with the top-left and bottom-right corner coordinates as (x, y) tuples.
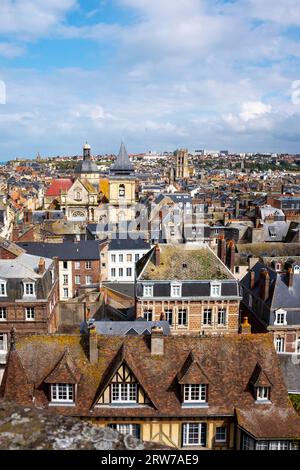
(0, 0), (300, 158)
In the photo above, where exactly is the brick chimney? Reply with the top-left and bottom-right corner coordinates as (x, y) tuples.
(154, 244), (160, 267)
(249, 270), (255, 289)
(151, 326), (164, 355)
(217, 235), (226, 264)
(38, 257), (46, 274)
(89, 326), (98, 363)
(240, 316), (251, 334)
(259, 269), (270, 301)
(287, 267), (294, 288)
(226, 240), (235, 273)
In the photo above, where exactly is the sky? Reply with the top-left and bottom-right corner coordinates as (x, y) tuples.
(1, 0), (300, 159)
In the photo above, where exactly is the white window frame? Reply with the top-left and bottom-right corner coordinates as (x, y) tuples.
(275, 336), (285, 353)
(0, 332), (8, 351)
(0, 307), (7, 321)
(210, 282), (221, 298)
(256, 386), (270, 402)
(165, 308), (173, 326)
(111, 254), (116, 263)
(203, 308), (212, 326)
(294, 265), (300, 275)
(86, 261), (92, 269)
(111, 383), (137, 403)
(171, 283), (182, 298)
(63, 288), (69, 299)
(75, 275), (81, 285)
(119, 268), (123, 278)
(143, 308), (152, 321)
(178, 308), (187, 326)
(85, 275), (93, 285)
(23, 282), (35, 298)
(51, 383), (74, 403)
(119, 254), (123, 263)
(274, 309), (287, 326)
(143, 285), (153, 297)
(217, 308), (226, 326)
(0, 280), (7, 297)
(184, 384), (207, 403)
(182, 423), (207, 447)
(111, 268), (116, 278)
(63, 274), (68, 285)
(25, 307), (35, 321)
(109, 423), (140, 438)
(126, 267), (132, 277)
(75, 261), (80, 270)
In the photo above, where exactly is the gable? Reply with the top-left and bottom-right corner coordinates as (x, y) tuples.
(43, 349), (81, 385)
(177, 352), (211, 385)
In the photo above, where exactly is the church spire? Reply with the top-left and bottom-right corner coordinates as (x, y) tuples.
(110, 142), (134, 175)
(83, 142), (91, 161)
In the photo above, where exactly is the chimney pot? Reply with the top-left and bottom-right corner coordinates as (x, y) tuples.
(249, 270), (255, 289)
(38, 257), (46, 274)
(89, 326), (98, 363)
(240, 316), (251, 334)
(287, 267), (294, 288)
(154, 244), (160, 267)
(259, 269), (270, 301)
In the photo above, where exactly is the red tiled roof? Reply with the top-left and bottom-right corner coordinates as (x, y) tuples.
(45, 179), (73, 197)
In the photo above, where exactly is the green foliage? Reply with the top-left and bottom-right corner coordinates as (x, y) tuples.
(290, 394), (300, 414)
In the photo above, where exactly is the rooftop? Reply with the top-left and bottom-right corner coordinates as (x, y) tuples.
(139, 244), (233, 281)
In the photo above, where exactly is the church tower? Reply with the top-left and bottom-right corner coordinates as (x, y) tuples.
(74, 142), (100, 189)
(108, 142), (136, 224)
(175, 148), (189, 179)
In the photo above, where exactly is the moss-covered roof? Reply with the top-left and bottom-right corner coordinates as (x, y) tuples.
(141, 245), (232, 280)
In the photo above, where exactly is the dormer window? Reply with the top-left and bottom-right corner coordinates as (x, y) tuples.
(23, 281), (35, 297)
(143, 285), (153, 297)
(294, 265), (300, 275)
(0, 280), (7, 297)
(112, 383), (137, 403)
(171, 283), (182, 298)
(184, 384), (207, 403)
(211, 282), (221, 297)
(275, 262), (282, 272)
(256, 386), (270, 402)
(51, 383), (74, 404)
(274, 309), (287, 325)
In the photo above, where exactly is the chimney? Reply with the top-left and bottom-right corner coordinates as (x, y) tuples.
(240, 316), (251, 334)
(287, 267), (294, 288)
(226, 240), (235, 272)
(89, 326), (98, 363)
(154, 244), (160, 267)
(217, 235), (226, 264)
(38, 257), (46, 274)
(259, 269), (270, 301)
(151, 326), (164, 355)
(249, 270), (255, 289)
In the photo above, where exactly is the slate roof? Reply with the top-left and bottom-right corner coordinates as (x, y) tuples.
(108, 238), (151, 252)
(109, 143), (134, 175)
(278, 354), (300, 393)
(0, 253), (52, 278)
(17, 241), (102, 261)
(94, 321), (171, 336)
(2, 333), (300, 439)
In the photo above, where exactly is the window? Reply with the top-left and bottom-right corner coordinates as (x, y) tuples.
(256, 386), (270, 402)
(203, 309), (212, 326)
(184, 384), (207, 403)
(242, 433), (255, 450)
(135, 254), (140, 262)
(275, 336), (285, 353)
(75, 275), (81, 285)
(294, 265), (300, 275)
(211, 283), (221, 297)
(269, 441), (289, 450)
(182, 423), (207, 447)
(0, 307), (7, 321)
(171, 283), (181, 298)
(111, 268), (116, 278)
(0, 281), (7, 297)
(235, 266), (240, 274)
(126, 268), (132, 277)
(143, 309), (152, 321)
(85, 276), (93, 285)
(217, 308), (226, 326)
(25, 307), (35, 321)
(75, 262), (80, 270)
(216, 426), (227, 443)
(126, 254), (132, 262)
(296, 337), (300, 354)
(143, 285), (153, 297)
(119, 268), (123, 277)
(0, 333), (8, 351)
(178, 308), (187, 326)
(111, 383), (137, 403)
(109, 424), (140, 439)
(86, 261), (92, 269)
(63, 288), (69, 298)
(275, 310), (286, 325)
(63, 261), (68, 270)
(63, 274), (68, 285)
(75, 191), (82, 201)
(119, 254), (123, 263)
(256, 441), (269, 450)
(111, 254), (116, 263)
(24, 282), (35, 297)
(51, 384), (74, 403)
(165, 309), (173, 325)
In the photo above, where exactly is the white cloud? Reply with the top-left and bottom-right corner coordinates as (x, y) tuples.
(240, 101), (272, 122)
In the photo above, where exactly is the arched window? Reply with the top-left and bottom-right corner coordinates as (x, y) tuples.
(75, 191), (82, 201)
(119, 184), (125, 198)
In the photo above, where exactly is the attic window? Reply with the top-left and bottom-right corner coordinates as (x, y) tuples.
(182, 263), (187, 269)
(269, 227), (277, 238)
(294, 265), (300, 275)
(256, 386), (270, 402)
(184, 384), (207, 403)
(51, 383), (74, 403)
